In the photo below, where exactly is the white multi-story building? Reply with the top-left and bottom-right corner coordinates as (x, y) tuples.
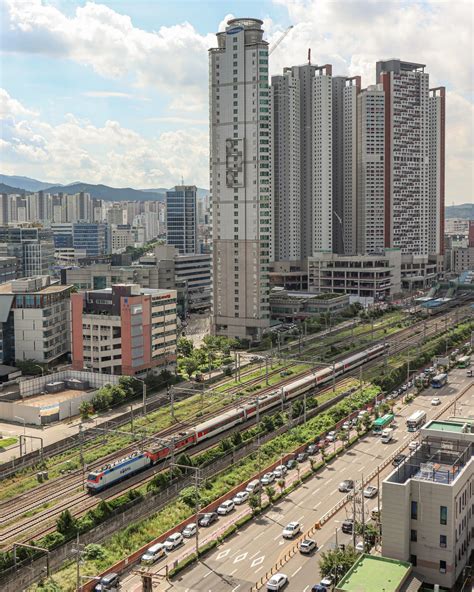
(383, 418), (474, 590)
(428, 87), (446, 256)
(356, 83), (386, 255)
(111, 225), (134, 253)
(209, 17), (271, 341)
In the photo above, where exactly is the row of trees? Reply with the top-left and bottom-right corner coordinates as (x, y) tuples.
(177, 335), (238, 380)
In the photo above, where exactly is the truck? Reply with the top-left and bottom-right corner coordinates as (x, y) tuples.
(381, 428), (394, 443)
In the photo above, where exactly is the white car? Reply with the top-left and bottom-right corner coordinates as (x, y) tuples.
(408, 441), (420, 451)
(233, 491), (249, 505)
(217, 499), (235, 515)
(363, 485), (378, 498)
(431, 397), (441, 406)
(282, 521), (301, 539)
(261, 472), (276, 485)
(164, 532), (183, 551)
(320, 575), (334, 587)
(182, 523), (197, 538)
(326, 431), (337, 442)
(266, 573), (288, 591)
(355, 541), (365, 553)
(342, 421), (351, 431)
(273, 465), (288, 478)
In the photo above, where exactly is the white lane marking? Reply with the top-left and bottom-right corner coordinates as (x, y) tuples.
(297, 515), (305, 522)
(234, 552), (248, 563)
(319, 543), (325, 551)
(230, 569), (237, 576)
(358, 465), (364, 472)
(216, 549), (230, 560)
(251, 556), (265, 568)
(279, 540), (285, 545)
(313, 501), (322, 509)
(254, 531), (265, 541)
(303, 586), (309, 592)
(273, 533), (281, 541)
(311, 487), (321, 496)
(232, 586), (241, 592)
(326, 478), (333, 484)
(292, 566), (302, 577)
(202, 570), (212, 578)
(330, 488), (339, 495)
(255, 566), (264, 573)
(249, 551), (260, 560)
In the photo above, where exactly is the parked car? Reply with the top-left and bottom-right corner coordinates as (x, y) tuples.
(94, 573), (120, 591)
(282, 521), (302, 539)
(355, 541), (366, 553)
(217, 500), (235, 515)
(140, 543), (166, 565)
(312, 586), (328, 592)
(409, 441), (420, 451)
(318, 439), (329, 450)
(326, 431), (337, 442)
(266, 573), (288, 591)
(392, 454), (407, 467)
(246, 479), (262, 494)
(296, 451), (308, 463)
(198, 512), (218, 527)
(341, 519), (354, 534)
(182, 523), (197, 538)
(431, 397), (441, 406)
(299, 538), (317, 554)
(320, 575), (334, 587)
(164, 532), (183, 551)
(338, 479), (354, 492)
(273, 465), (288, 478)
(306, 444), (318, 455)
(285, 458), (297, 470)
(342, 421), (351, 431)
(233, 491), (249, 505)
(363, 485), (378, 498)
(351, 418), (359, 427)
(261, 472), (276, 485)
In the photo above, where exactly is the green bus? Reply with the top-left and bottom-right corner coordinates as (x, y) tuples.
(457, 355), (471, 369)
(373, 413), (395, 434)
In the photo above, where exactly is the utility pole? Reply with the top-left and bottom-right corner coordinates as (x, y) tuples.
(332, 361), (336, 392)
(142, 380), (147, 417)
(352, 489), (357, 548)
(79, 423), (85, 490)
(130, 405), (134, 435)
(73, 532), (85, 591)
(303, 391), (307, 423)
(256, 397), (262, 507)
(168, 385), (175, 422)
(265, 356), (269, 385)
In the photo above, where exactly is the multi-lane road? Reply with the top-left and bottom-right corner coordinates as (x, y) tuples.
(120, 368), (473, 592)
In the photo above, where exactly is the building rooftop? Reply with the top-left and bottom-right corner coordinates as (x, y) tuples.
(0, 281), (70, 295)
(336, 554), (411, 592)
(425, 419), (474, 434)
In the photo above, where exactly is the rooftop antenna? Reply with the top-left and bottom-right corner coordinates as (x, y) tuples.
(308, 48), (311, 65)
(181, 175), (184, 186)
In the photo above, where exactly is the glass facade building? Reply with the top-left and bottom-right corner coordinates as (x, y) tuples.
(165, 186), (197, 255)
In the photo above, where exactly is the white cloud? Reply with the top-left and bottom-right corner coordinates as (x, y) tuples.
(0, 88), (209, 188)
(82, 91), (149, 100)
(0, 88), (38, 118)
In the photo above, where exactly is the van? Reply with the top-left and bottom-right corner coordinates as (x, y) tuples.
(140, 543), (166, 565)
(246, 479), (262, 494)
(467, 369), (472, 377)
(94, 573), (119, 591)
(381, 428), (393, 443)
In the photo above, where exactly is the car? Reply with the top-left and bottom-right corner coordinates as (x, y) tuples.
(94, 573), (120, 591)
(266, 572), (288, 591)
(285, 458), (297, 470)
(467, 369), (473, 377)
(282, 521), (302, 539)
(312, 586), (328, 592)
(355, 541), (365, 553)
(299, 538), (317, 554)
(140, 543), (166, 565)
(320, 575), (334, 587)
(306, 444), (318, 455)
(341, 519), (354, 534)
(182, 522), (197, 538)
(233, 491), (249, 505)
(296, 452), (308, 463)
(273, 465), (288, 478)
(409, 441), (420, 451)
(217, 499), (235, 515)
(318, 438), (329, 449)
(246, 479), (262, 494)
(351, 418), (359, 427)
(401, 384), (408, 392)
(338, 479), (354, 492)
(164, 532), (183, 551)
(261, 472), (276, 485)
(392, 454), (407, 467)
(326, 431), (337, 442)
(431, 397), (441, 406)
(342, 421), (350, 431)
(358, 410), (369, 419)
(363, 485), (378, 498)
(198, 512), (218, 527)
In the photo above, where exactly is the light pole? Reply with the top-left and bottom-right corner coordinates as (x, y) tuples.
(15, 416), (26, 455)
(171, 463), (201, 560)
(134, 377), (147, 417)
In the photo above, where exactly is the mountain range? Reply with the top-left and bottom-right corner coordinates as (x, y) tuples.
(0, 175), (209, 201)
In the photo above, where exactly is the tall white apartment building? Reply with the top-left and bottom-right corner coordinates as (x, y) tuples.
(377, 59), (440, 256)
(209, 18), (271, 341)
(428, 87), (446, 256)
(356, 84), (386, 255)
(271, 63), (333, 262)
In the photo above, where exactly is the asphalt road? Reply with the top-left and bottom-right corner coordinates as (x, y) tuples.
(120, 369), (473, 592)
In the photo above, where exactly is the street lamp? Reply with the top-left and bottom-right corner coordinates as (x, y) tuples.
(14, 416), (26, 438)
(133, 376), (147, 417)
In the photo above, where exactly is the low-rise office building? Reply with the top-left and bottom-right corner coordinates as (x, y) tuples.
(269, 289), (350, 321)
(71, 284), (177, 376)
(382, 418), (474, 589)
(0, 276), (72, 365)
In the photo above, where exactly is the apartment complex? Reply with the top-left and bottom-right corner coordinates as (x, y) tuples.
(0, 276), (72, 365)
(166, 185), (197, 255)
(0, 226), (54, 277)
(71, 284), (177, 376)
(209, 17), (271, 341)
(271, 64), (333, 260)
(382, 418), (474, 589)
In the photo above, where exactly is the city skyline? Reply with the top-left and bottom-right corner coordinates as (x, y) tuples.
(0, 0), (472, 204)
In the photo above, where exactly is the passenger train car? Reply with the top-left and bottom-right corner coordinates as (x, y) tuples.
(86, 343), (386, 492)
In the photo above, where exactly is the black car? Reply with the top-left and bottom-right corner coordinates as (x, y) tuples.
(392, 454), (407, 467)
(198, 512), (218, 527)
(306, 444), (318, 456)
(296, 452), (308, 463)
(285, 458), (297, 470)
(341, 519), (354, 534)
(94, 573), (120, 591)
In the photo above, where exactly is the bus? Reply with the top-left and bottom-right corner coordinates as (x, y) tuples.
(406, 410), (427, 432)
(373, 413), (395, 435)
(431, 373), (448, 388)
(457, 355), (471, 369)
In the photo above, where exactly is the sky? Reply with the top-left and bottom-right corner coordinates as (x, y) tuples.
(0, 0), (472, 203)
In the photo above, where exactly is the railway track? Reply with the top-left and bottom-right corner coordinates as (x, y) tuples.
(0, 306), (470, 549)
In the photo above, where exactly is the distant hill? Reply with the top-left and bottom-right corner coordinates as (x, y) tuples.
(445, 203), (474, 220)
(0, 175), (61, 192)
(0, 183), (26, 194)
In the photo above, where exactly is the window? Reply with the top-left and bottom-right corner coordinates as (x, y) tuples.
(440, 506), (447, 525)
(440, 534), (447, 548)
(411, 501), (418, 520)
(439, 560), (446, 573)
(410, 554), (417, 567)
(410, 529), (417, 542)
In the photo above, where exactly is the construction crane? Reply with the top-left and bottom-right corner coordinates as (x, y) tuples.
(269, 25), (294, 55)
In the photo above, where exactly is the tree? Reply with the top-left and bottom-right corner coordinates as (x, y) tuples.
(355, 522), (378, 546)
(119, 376), (142, 399)
(291, 400), (304, 419)
(265, 486), (276, 504)
(277, 478), (286, 495)
(231, 431), (242, 447)
(339, 430), (349, 448)
(79, 401), (93, 420)
(177, 453), (194, 471)
(248, 493), (261, 515)
(56, 510), (78, 538)
(177, 337), (194, 357)
(179, 486), (200, 508)
(362, 413), (373, 432)
(147, 471), (169, 492)
(261, 415), (275, 433)
(318, 546), (359, 582)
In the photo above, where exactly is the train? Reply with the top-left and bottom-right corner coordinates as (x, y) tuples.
(86, 343), (387, 492)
